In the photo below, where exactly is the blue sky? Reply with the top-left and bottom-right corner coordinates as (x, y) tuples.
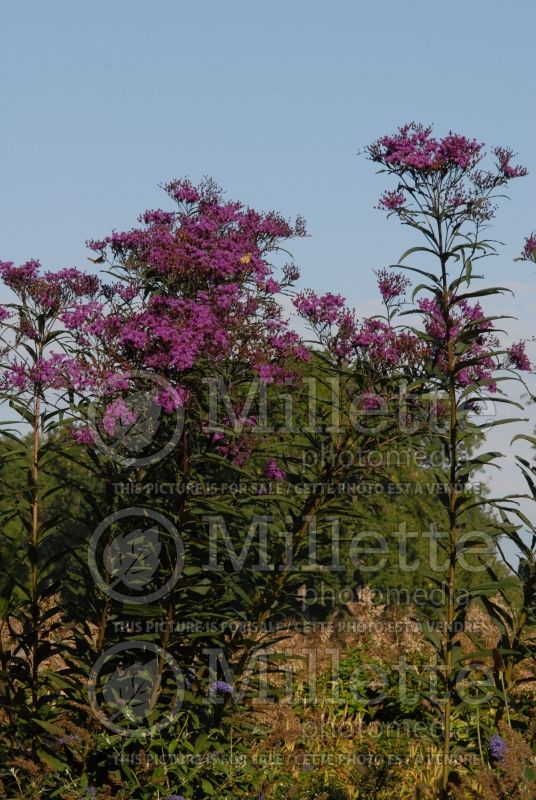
(1, 0), (534, 296)
(1, 0), (536, 534)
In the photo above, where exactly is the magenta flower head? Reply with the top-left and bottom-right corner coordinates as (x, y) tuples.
(164, 178), (201, 205)
(376, 269), (410, 303)
(378, 190), (405, 211)
(80, 177), (307, 390)
(293, 290), (347, 326)
(140, 209), (176, 226)
(507, 341), (531, 372)
(365, 124), (526, 219)
(366, 123), (484, 173)
(0, 260), (100, 327)
(361, 394), (383, 411)
(0, 259), (40, 289)
(71, 427), (96, 445)
(489, 734), (506, 763)
(494, 147), (528, 179)
(521, 233), (536, 262)
(265, 458), (286, 481)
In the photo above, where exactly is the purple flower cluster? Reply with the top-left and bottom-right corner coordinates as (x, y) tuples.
(447, 192), (467, 207)
(0, 353), (95, 393)
(0, 261), (99, 314)
(294, 288), (422, 366)
(0, 259), (105, 396)
(0, 192), (309, 417)
(101, 397), (138, 436)
(507, 341), (532, 372)
(0, 258), (40, 286)
(140, 209), (176, 226)
(494, 147), (528, 179)
(354, 318), (420, 366)
(71, 427), (96, 445)
(75, 179), (310, 400)
(489, 734), (506, 762)
(87, 179), (305, 285)
(165, 177), (204, 205)
(293, 290), (347, 325)
(522, 234), (536, 262)
(265, 459), (286, 481)
(47, 267), (100, 297)
(366, 124), (527, 218)
(376, 269), (411, 303)
(417, 297), (500, 389)
(209, 680), (233, 695)
(378, 190), (406, 210)
(367, 123), (484, 172)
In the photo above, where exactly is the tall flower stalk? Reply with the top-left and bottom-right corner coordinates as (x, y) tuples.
(365, 123), (529, 796)
(29, 340), (43, 722)
(0, 261), (99, 759)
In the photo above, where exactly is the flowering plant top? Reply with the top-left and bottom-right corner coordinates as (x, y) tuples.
(365, 122), (527, 221)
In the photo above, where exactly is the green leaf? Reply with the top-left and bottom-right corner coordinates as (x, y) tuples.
(523, 766), (536, 782)
(36, 749), (68, 771)
(32, 718), (65, 735)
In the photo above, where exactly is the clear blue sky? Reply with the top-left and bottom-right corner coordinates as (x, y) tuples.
(1, 0), (536, 530)
(1, 0), (534, 300)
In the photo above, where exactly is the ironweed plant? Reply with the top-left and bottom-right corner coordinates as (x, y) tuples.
(365, 122), (531, 796)
(0, 155), (534, 799)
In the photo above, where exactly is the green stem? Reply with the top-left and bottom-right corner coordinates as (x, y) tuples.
(476, 704), (484, 764)
(30, 392), (41, 718)
(499, 671), (511, 728)
(441, 250), (459, 799)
